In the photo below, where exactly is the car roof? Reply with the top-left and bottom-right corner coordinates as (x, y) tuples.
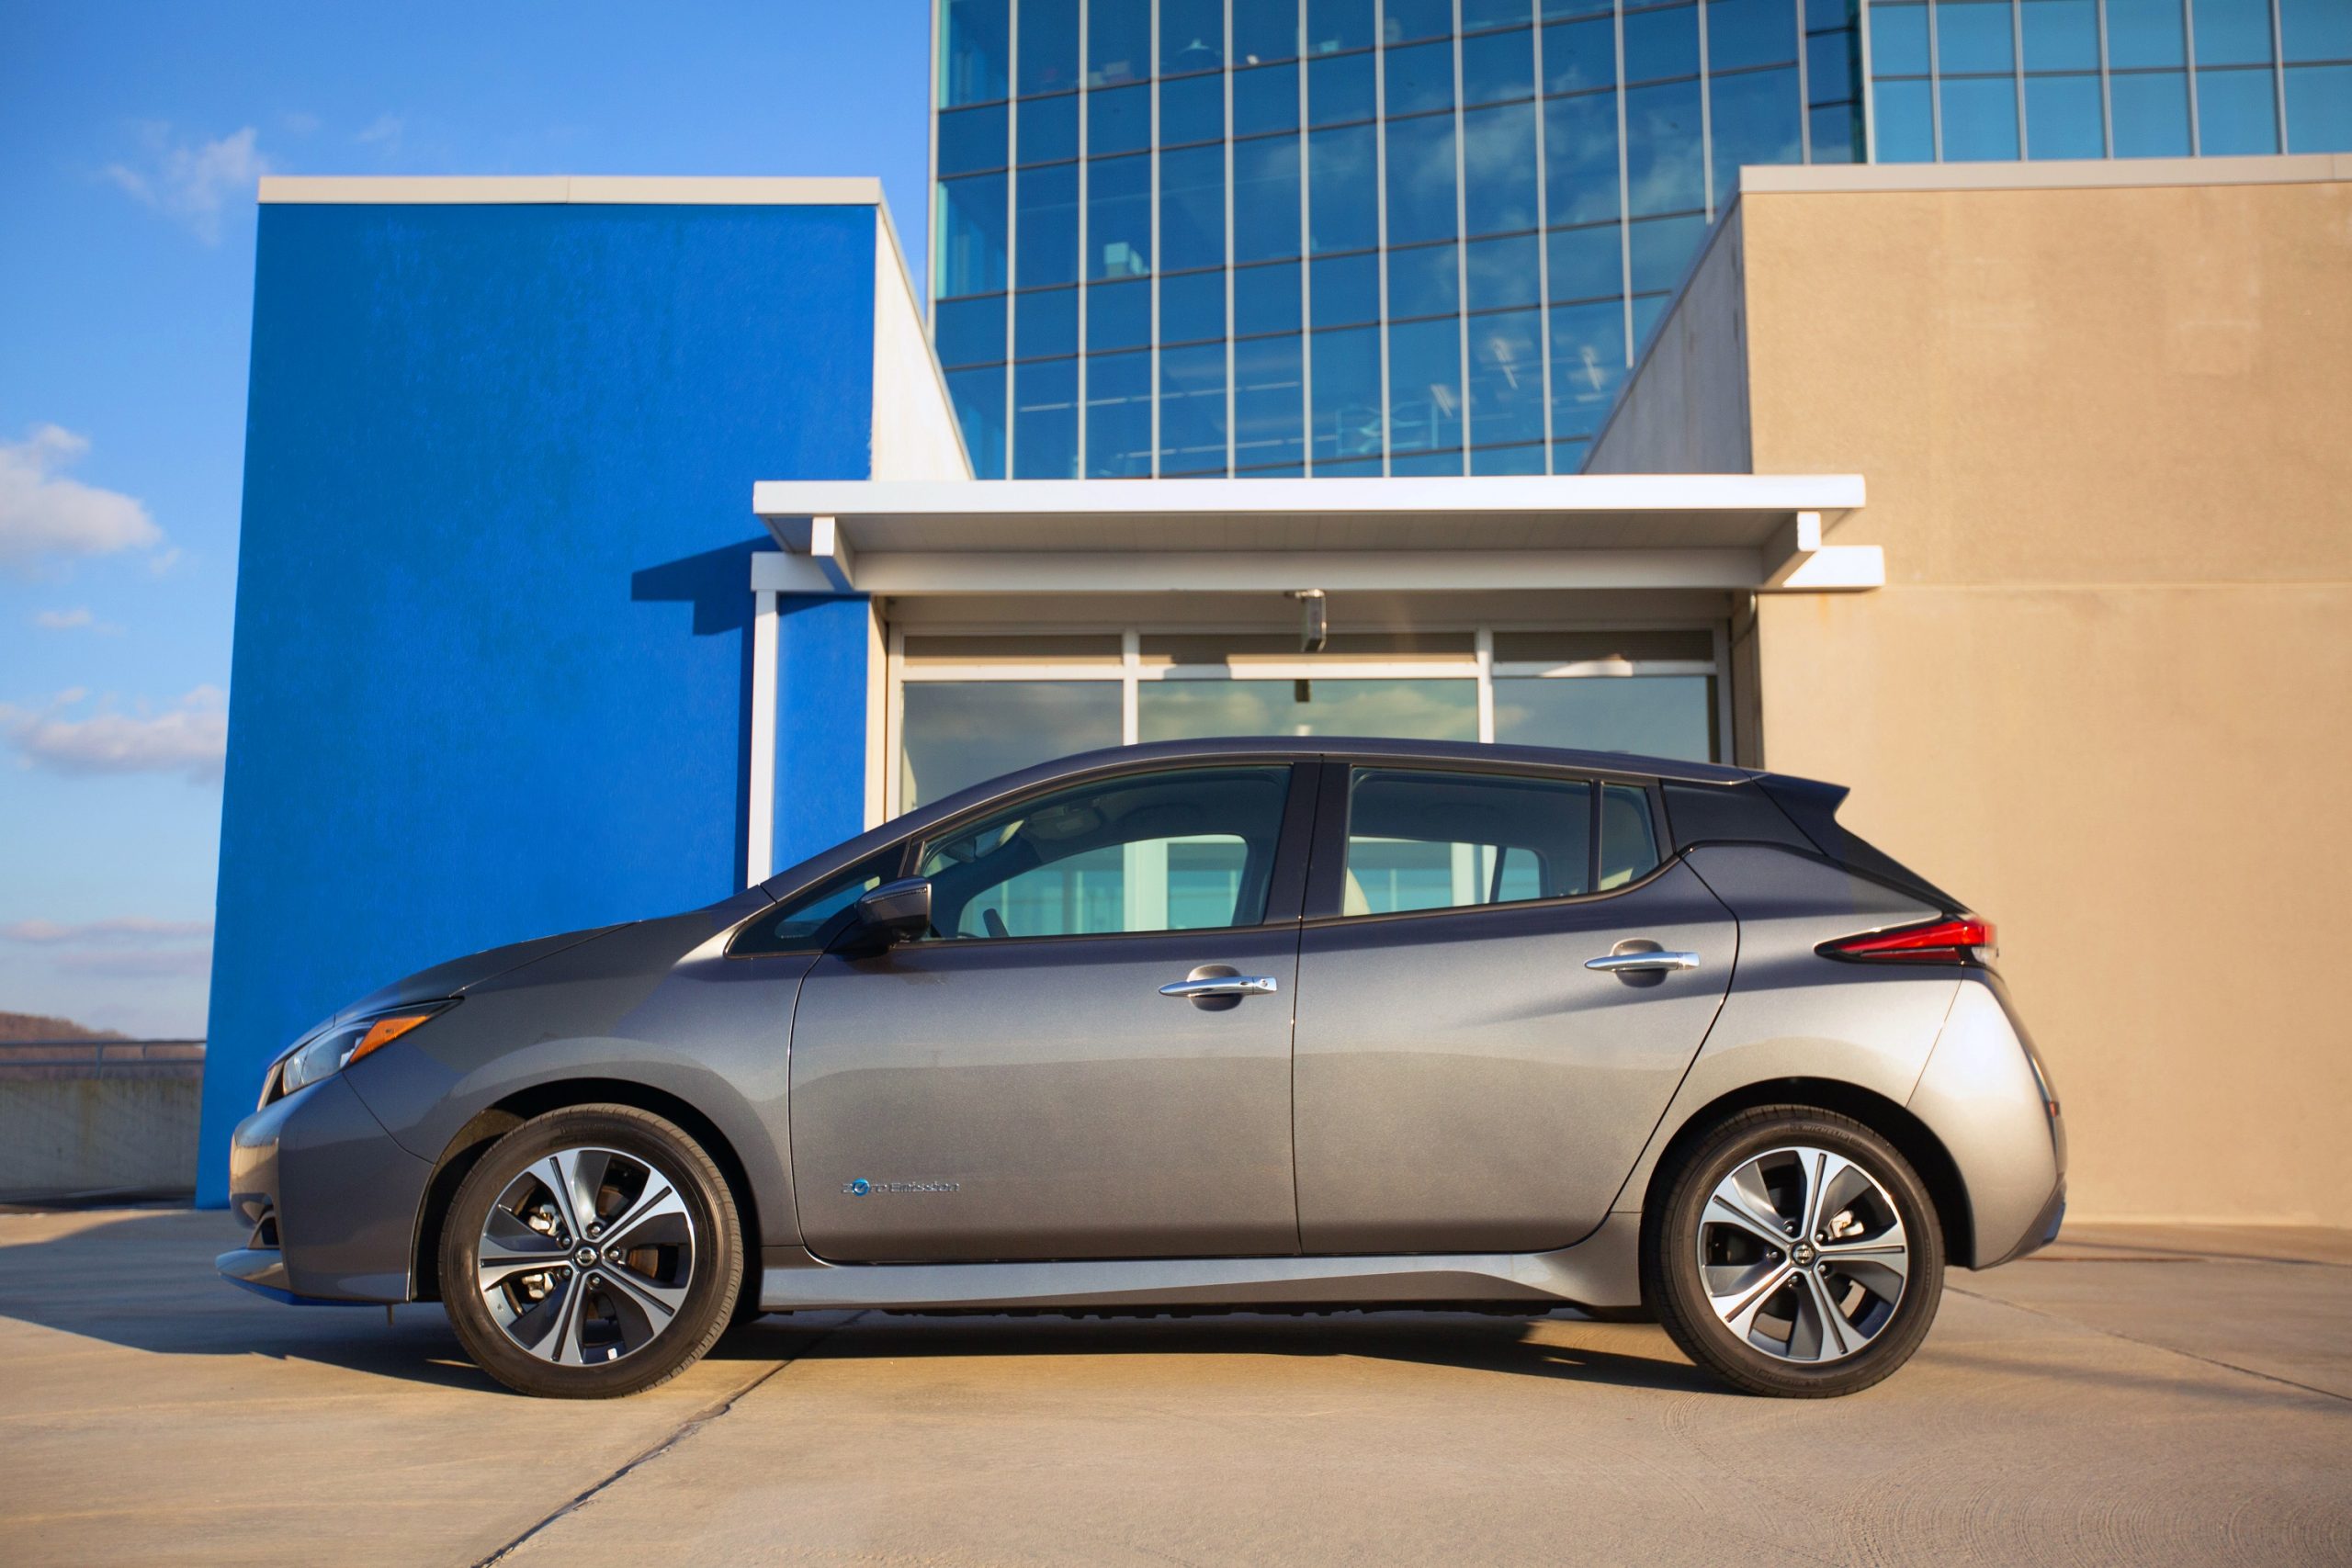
(760, 736), (1767, 900)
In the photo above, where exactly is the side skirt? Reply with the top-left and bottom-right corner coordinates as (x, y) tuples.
(760, 1213), (1643, 1314)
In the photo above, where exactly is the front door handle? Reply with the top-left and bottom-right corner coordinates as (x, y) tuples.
(1159, 975), (1281, 998)
(1584, 951), (1702, 974)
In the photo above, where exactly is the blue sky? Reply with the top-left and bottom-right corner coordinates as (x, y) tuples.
(0, 1), (931, 1034)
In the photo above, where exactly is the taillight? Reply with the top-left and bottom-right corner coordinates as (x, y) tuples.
(1818, 916), (1996, 964)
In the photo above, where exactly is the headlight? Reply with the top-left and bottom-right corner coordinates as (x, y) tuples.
(272, 1001), (456, 1101)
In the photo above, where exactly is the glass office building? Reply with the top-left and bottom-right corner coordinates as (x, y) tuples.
(930, 0), (2351, 478)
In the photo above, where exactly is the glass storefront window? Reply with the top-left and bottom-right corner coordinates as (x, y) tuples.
(899, 681), (1121, 807)
(1141, 680), (1479, 742)
(1494, 675), (1719, 761)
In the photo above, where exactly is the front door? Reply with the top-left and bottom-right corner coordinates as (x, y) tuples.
(790, 761), (1312, 1262)
(1292, 761), (1736, 1255)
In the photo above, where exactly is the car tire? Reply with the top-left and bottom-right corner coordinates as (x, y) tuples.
(1645, 1106), (1942, 1398)
(440, 1104), (742, 1399)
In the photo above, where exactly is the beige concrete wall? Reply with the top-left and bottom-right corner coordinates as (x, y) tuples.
(1730, 172), (2352, 1222)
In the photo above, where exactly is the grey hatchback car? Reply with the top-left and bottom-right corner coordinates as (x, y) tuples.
(220, 738), (2064, 1399)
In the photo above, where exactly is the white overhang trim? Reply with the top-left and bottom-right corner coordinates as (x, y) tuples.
(751, 477), (1880, 596)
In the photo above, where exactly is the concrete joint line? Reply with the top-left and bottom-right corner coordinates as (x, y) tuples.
(473, 1312), (869, 1565)
(1942, 1284), (2348, 1406)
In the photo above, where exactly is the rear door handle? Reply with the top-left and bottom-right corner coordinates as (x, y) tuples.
(1159, 976), (1281, 998)
(1584, 951), (1702, 974)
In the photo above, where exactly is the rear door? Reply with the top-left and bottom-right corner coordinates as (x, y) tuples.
(789, 760), (1313, 1263)
(1292, 761), (1736, 1254)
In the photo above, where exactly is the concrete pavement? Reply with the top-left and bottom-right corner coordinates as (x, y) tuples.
(0, 1206), (2346, 1566)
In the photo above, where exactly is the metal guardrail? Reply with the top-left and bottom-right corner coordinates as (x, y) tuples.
(0, 1040), (206, 1082)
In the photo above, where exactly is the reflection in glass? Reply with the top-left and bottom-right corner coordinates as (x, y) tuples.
(1708, 0), (1802, 71)
(1466, 0), (1537, 25)
(1807, 29), (1862, 107)
(1018, 0), (1080, 95)
(1235, 0), (1304, 63)
(2197, 0), (2277, 63)
(1236, 260), (1304, 335)
(1161, 268), (1227, 344)
(1389, 240), (1461, 319)
(1623, 5), (1702, 82)
(1016, 92), (1079, 164)
(1629, 214), (1706, 294)
(1625, 82), (1705, 217)
(1089, 154), (1151, 278)
(1087, 277), (1150, 354)
(1463, 28), (1537, 105)
(1312, 251), (1383, 328)
(1386, 39), (1458, 114)
(942, 0), (1011, 107)
(1310, 50), (1379, 125)
(2107, 0), (2188, 67)
(1014, 286), (1077, 359)
(938, 103), (1009, 177)
(1550, 299), (1626, 437)
(1871, 3), (1930, 73)
(1234, 62), (1302, 136)
(1544, 17), (1618, 91)
(1385, 0), (1458, 46)
(1392, 448), (1466, 475)
(1088, 0), (1149, 85)
(1140, 680), (1478, 743)
(2198, 68), (2282, 154)
(1469, 309), (1547, 448)
(1160, 71), (1226, 145)
(1464, 103), (1542, 234)
(1548, 221), (1623, 301)
(2021, 0), (2102, 71)
(1089, 83), (1152, 155)
(2110, 71), (2192, 155)
(1544, 92), (1622, 224)
(1085, 348), (1152, 478)
(2026, 75), (2107, 158)
(1014, 163), (1079, 288)
(935, 293), (1006, 367)
(1161, 0), (1225, 72)
(1710, 68), (1801, 207)
(1160, 342), (1229, 475)
(1236, 334), (1306, 469)
(1494, 675), (1719, 761)
(938, 172), (1009, 296)
(1235, 135), (1305, 261)
(1311, 326), (1384, 463)
(1389, 316), (1464, 454)
(1873, 79), (1935, 162)
(2286, 65), (2352, 152)
(1160, 143), (1226, 272)
(1311, 125), (1381, 253)
(1473, 441), (1548, 474)
(1809, 101), (1865, 163)
(1939, 76), (2021, 162)
(1386, 114), (1460, 244)
(2280, 0), (2352, 62)
(900, 682), (1120, 807)
(1012, 357), (1078, 479)
(946, 366), (1006, 477)
(1466, 233), (1543, 312)
(1937, 0), (2017, 73)
(1311, 0), (1379, 54)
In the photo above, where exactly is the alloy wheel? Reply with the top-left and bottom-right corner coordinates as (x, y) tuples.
(1695, 1144), (1910, 1364)
(475, 1145), (697, 1367)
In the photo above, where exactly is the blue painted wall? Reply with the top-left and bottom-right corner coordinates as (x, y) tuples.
(199, 201), (880, 1202)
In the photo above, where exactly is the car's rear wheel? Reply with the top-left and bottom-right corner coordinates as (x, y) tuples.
(1646, 1106), (1942, 1397)
(440, 1105), (741, 1398)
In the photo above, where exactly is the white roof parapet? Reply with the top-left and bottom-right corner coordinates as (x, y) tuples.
(750, 477), (1880, 597)
(259, 175), (887, 206)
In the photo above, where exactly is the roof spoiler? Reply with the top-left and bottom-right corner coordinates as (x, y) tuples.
(1753, 773), (1963, 912)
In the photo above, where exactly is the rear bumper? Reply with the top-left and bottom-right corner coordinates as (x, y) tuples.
(1984, 1179), (2067, 1268)
(218, 1072), (434, 1305)
(1908, 976), (2068, 1269)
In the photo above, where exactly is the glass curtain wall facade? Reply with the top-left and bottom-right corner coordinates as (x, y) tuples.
(1869, 0), (2352, 161)
(933, 0), (1861, 478)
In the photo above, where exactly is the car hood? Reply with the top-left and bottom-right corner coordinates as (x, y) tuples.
(288, 923), (629, 1048)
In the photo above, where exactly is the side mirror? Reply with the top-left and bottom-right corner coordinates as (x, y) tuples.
(841, 876), (933, 952)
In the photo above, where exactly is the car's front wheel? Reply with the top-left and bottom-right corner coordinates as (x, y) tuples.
(1646, 1106), (1942, 1397)
(440, 1104), (741, 1398)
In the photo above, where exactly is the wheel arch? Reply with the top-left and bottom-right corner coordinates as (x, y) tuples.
(409, 1077), (763, 1303)
(1635, 1077), (1974, 1272)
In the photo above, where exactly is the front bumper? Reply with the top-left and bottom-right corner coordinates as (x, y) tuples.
(216, 1071), (435, 1304)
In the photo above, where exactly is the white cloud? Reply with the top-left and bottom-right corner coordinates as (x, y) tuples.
(0, 426), (164, 572)
(0, 684), (227, 783)
(53, 947), (214, 978)
(3, 916), (212, 945)
(103, 123), (273, 243)
(32, 605), (122, 634)
(356, 114), (405, 152)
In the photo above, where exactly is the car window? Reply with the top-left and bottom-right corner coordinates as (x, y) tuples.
(731, 852), (897, 955)
(1340, 767), (1597, 917)
(1600, 783), (1662, 890)
(913, 765), (1292, 941)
